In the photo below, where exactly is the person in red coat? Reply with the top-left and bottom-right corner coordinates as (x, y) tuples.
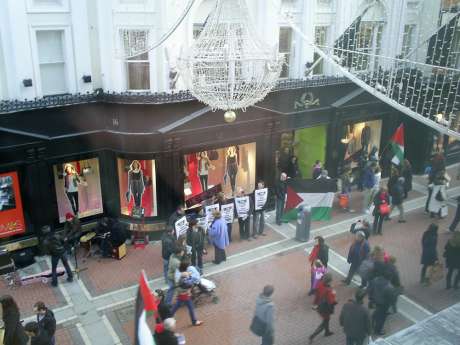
(308, 236), (329, 295)
(309, 274), (337, 344)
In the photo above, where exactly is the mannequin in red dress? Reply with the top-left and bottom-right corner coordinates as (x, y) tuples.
(187, 154), (201, 197)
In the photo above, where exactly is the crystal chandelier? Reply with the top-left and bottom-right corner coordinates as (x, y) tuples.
(178, 0), (284, 121)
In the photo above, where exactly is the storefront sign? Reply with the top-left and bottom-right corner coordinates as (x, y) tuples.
(235, 196), (250, 219)
(254, 188), (268, 211)
(0, 171), (26, 239)
(175, 216), (189, 238)
(205, 204), (220, 225)
(294, 92), (320, 110)
(221, 203), (234, 224)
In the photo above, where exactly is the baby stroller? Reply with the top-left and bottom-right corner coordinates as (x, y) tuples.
(191, 277), (219, 306)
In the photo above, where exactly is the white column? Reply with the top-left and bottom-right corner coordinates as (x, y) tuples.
(0, 0), (37, 100)
(70, 0), (93, 93)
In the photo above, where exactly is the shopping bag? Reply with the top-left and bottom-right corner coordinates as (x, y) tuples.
(427, 262), (444, 283)
(339, 194), (349, 209)
(440, 205), (448, 218)
(379, 202), (390, 215)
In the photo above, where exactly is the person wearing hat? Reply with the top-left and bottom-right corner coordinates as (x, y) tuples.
(208, 210), (229, 264)
(63, 213), (82, 252)
(343, 232), (370, 285)
(339, 289), (371, 345)
(448, 196), (460, 232)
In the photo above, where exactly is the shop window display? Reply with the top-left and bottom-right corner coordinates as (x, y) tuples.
(342, 120), (382, 162)
(117, 159), (157, 217)
(53, 158), (104, 223)
(0, 171), (26, 238)
(184, 143), (256, 201)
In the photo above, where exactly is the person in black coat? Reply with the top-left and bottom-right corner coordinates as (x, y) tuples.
(154, 318), (179, 345)
(448, 196), (460, 232)
(443, 232), (460, 289)
(42, 228), (73, 287)
(401, 159), (413, 198)
(389, 177), (406, 223)
(420, 224), (438, 285)
(274, 173), (288, 225)
(33, 302), (56, 345)
(186, 219), (206, 273)
(287, 156), (301, 179)
(339, 289), (371, 345)
(24, 322), (51, 345)
(372, 188), (390, 235)
(0, 295), (28, 345)
(161, 228), (176, 282)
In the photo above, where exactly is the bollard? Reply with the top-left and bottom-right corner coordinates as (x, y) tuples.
(295, 205), (311, 242)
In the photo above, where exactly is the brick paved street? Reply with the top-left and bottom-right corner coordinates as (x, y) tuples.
(114, 249), (412, 345)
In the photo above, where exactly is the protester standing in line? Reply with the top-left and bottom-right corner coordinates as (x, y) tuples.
(166, 246), (184, 305)
(443, 232), (460, 290)
(251, 285), (275, 345)
(167, 205), (185, 231)
(186, 219), (206, 274)
(253, 181), (267, 237)
(401, 159), (413, 199)
(372, 187), (390, 235)
(236, 188), (253, 240)
(389, 177), (406, 223)
(420, 224), (438, 286)
(448, 196), (460, 232)
(309, 274), (337, 343)
(161, 227), (176, 282)
(339, 289), (371, 345)
(216, 192), (234, 242)
(208, 210), (229, 264)
(41, 226), (73, 287)
(0, 295), (28, 345)
(343, 232), (370, 285)
(275, 172), (288, 225)
(34, 302), (56, 345)
(362, 163), (376, 213)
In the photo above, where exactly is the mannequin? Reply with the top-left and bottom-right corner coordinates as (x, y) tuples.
(225, 146), (239, 195)
(64, 163), (81, 215)
(126, 160), (146, 208)
(198, 151), (214, 192)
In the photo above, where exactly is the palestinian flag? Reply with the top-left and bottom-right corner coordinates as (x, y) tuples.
(390, 124), (404, 165)
(281, 178), (337, 222)
(134, 271), (157, 345)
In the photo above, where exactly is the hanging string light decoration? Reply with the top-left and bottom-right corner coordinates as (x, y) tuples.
(178, 0), (284, 121)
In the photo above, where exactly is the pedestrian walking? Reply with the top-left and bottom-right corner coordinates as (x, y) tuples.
(275, 172), (288, 225)
(448, 196), (460, 232)
(170, 261), (203, 327)
(389, 177), (406, 223)
(309, 274), (337, 343)
(420, 224), (438, 285)
(339, 289), (371, 345)
(166, 246), (184, 305)
(368, 267), (395, 336)
(0, 295), (28, 345)
(208, 210), (229, 264)
(384, 256), (402, 313)
(343, 232), (370, 285)
(401, 159), (413, 199)
(427, 171), (449, 219)
(186, 219), (206, 273)
(250, 285), (275, 345)
(161, 227), (176, 282)
(362, 163), (376, 213)
(443, 232), (460, 290)
(372, 187), (390, 235)
(357, 246), (383, 289)
(252, 181), (267, 237)
(236, 188), (253, 240)
(308, 236), (329, 293)
(41, 226), (73, 287)
(24, 322), (51, 345)
(33, 301), (56, 345)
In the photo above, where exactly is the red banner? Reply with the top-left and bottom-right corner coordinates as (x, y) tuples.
(0, 171), (26, 238)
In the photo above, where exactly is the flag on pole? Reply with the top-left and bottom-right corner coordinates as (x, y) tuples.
(134, 271), (157, 345)
(281, 179), (337, 222)
(389, 124), (404, 165)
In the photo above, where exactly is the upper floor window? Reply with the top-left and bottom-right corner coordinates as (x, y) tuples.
(313, 26), (328, 75)
(36, 30), (67, 95)
(354, 22), (384, 71)
(122, 29), (150, 90)
(401, 24), (416, 58)
(279, 27), (293, 78)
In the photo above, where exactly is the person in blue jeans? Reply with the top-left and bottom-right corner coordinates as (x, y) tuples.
(171, 261), (203, 326)
(166, 246), (184, 305)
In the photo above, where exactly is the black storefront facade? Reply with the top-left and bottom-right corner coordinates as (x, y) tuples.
(0, 78), (446, 250)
